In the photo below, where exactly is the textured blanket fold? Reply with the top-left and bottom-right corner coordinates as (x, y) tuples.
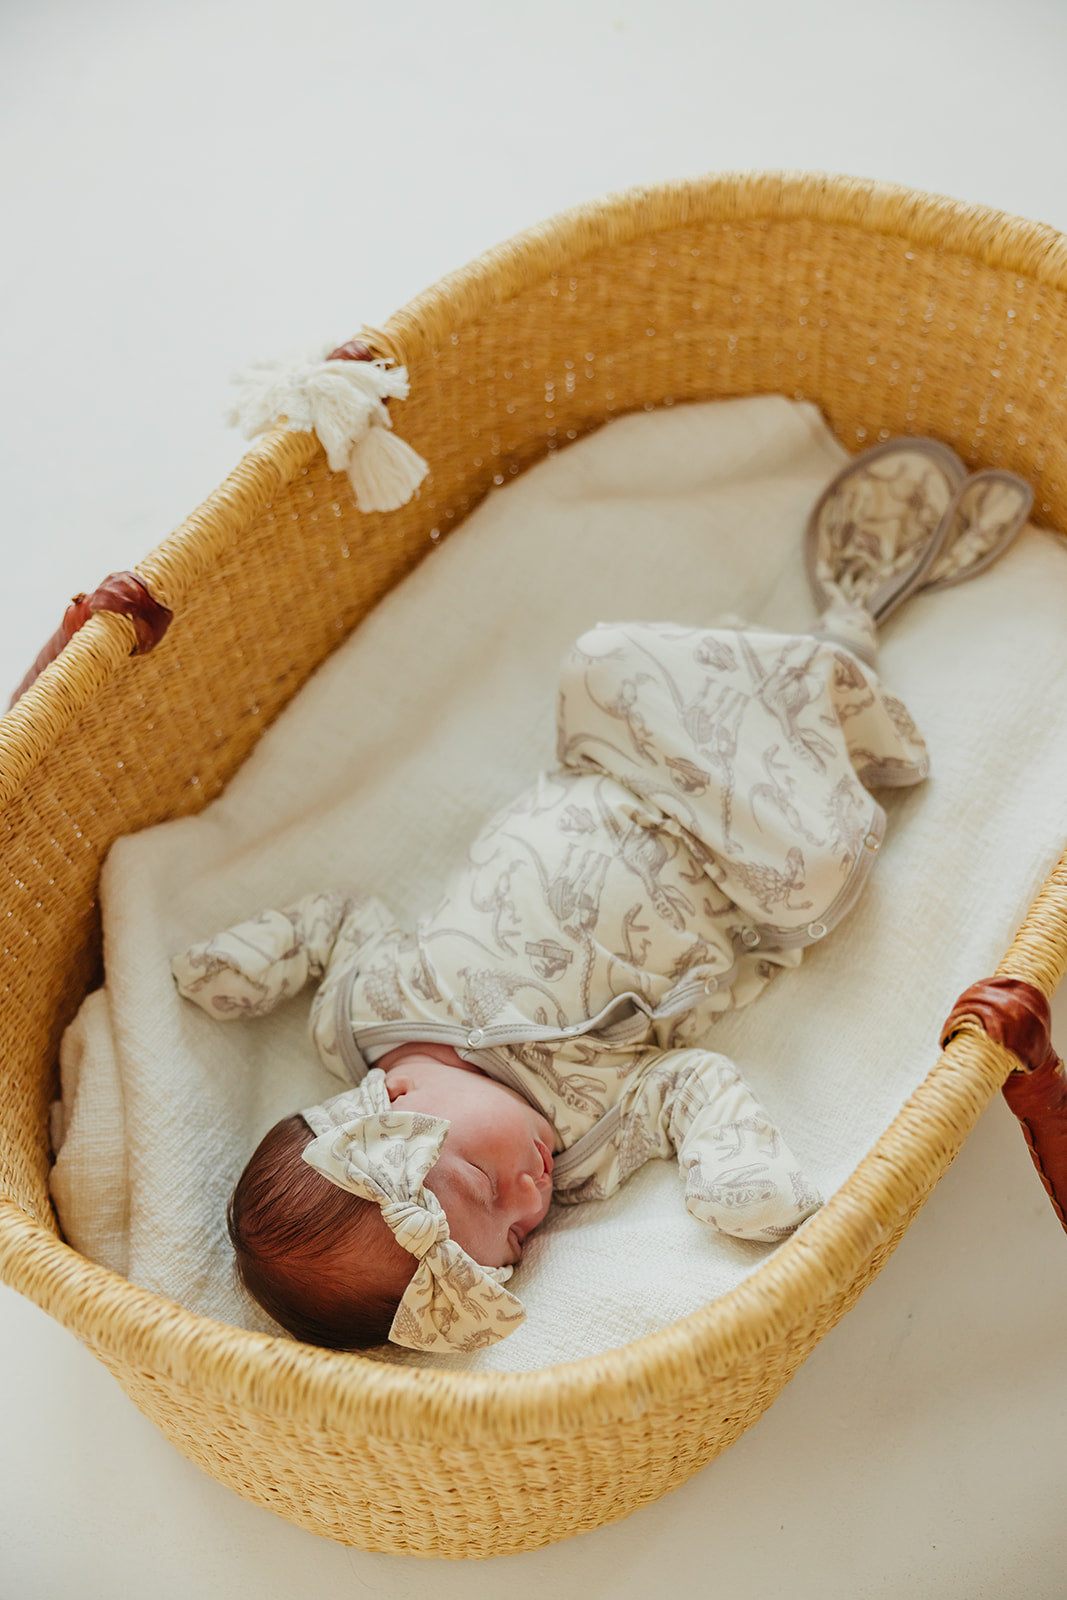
(50, 395), (1067, 1372)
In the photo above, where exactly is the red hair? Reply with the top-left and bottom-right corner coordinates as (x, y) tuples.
(227, 1114), (414, 1349)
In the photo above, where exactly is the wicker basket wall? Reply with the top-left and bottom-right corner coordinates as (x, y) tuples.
(2, 171), (1067, 1559)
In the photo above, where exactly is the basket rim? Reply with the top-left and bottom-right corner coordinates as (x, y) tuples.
(364, 167), (1067, 366)
(0, 1026), (1021, 1442)
(5, 168), (1067, 804)
(5, 168), (1067, 1445)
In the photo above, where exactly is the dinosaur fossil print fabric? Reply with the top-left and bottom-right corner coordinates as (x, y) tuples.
(174, 618), (926, 1247)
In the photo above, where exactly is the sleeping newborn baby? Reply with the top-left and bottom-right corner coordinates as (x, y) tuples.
(172, 439), (1033, 1355)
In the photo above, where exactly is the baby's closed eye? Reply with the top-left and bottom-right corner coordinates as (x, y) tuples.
(467, 1161), (498, 1208)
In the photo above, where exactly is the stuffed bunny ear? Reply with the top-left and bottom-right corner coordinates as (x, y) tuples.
(806, 437), (967, 625)
(916, 469), (1033, 595)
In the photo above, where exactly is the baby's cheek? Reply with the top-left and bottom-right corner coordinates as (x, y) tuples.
(425, 1178), (508, 1268)
(458, 1213), (511, 1268)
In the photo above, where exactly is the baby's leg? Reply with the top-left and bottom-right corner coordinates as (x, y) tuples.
(555, 619), (925, 943)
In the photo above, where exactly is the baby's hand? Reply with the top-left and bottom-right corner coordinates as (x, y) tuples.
(172, 909), (310, 1018)
(682, 1122), (822, 1241)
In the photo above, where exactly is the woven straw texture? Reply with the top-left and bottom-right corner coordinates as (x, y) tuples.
(3, 171), (1067, 1558)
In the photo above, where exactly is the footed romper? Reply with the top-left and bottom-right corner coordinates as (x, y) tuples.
(174, 618), (927, 1239)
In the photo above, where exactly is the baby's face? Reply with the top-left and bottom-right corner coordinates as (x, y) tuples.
(381, 1047), (555, 1268)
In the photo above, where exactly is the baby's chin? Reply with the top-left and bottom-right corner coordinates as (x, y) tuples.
(376, 1041), (470, 1074)
(527, 1107), (559, 1155)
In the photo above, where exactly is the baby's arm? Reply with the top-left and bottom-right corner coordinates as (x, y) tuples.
(554, 1049), (822, 1242)
(172, 890), (394, 1020)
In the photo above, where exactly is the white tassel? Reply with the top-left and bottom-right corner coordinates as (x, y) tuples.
(226, 343), (429, 512)
(346, 425), (430, 513)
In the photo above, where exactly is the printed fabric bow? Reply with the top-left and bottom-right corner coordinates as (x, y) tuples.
(301, 1071), (526, 1353)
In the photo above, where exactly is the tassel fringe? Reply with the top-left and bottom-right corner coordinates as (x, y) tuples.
(226, 343), (429, 512)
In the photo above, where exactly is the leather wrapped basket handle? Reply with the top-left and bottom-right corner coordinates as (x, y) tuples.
(942, 977), (1067, 1232)
(6, 340), (380, 713)
(8, 571), (174, 710)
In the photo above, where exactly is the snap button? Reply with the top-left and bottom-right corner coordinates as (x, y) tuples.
(807, 922), (827, 939)
(466, 1028), (485, 1047)
(704, 977), (718, 995)
(740, 927), (761, 949)
(863, 832), (880, 851)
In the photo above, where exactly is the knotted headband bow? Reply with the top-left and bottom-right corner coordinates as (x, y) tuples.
(301, 1070), (525, 1353)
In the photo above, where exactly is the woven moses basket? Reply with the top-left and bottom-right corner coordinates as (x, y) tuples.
(3, 171), (1067, 1559)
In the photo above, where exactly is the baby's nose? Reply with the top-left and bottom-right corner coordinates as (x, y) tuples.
(507, 1169), (551, 1228)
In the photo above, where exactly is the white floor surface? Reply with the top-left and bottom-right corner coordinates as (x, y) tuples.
(1, 3), (1065, 1596)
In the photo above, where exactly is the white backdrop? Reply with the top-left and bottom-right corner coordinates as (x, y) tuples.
(2, 3), (1066, 1596)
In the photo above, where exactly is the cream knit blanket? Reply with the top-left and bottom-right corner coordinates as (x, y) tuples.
(50, 396), (1067, 1373)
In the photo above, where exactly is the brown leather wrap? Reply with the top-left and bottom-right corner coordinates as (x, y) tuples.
(7, 339), (370, 713)
(9, 570), (173, 709)
(326, 339), (377, 363)
(942, 977), (1067, 1232)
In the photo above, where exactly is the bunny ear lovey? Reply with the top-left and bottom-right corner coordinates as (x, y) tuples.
(226, 340), (430, 513)
(919, 469), (1034, 594)
(806, 435), (1033, 648)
